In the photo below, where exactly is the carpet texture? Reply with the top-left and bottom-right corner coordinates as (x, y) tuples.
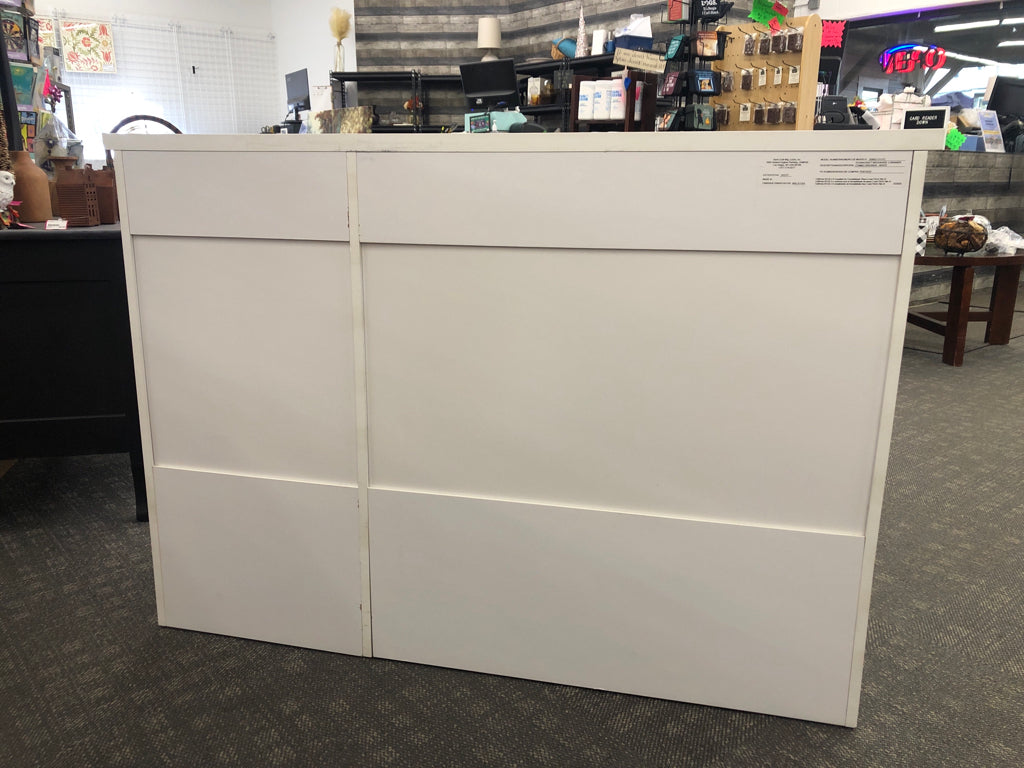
(2, 323), (1022, 767)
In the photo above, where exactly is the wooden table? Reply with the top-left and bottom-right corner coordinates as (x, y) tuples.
(908, 251), (1024, 366)
(0, 224), (147, 520)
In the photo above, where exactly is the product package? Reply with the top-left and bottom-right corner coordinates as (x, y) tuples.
(787, 28), (804, 52)
(656, 109), (681, 131)
(664, 33), (688, 61)
(696, 30), (729, 60)
(658, 71), (683, 98)
(720, 70), (734, 92)
(714, 103), (730, 126)
(682, 103), (715, 130)
(740, 68), (753, 90)
(688, 69), (722, 96)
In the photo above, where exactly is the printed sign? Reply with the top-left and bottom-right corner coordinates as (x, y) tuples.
(613, 47), (667, 73)
(903, 107), (948, 130)
(698, 0), (721, 19)
(979, 109), (1005, 152)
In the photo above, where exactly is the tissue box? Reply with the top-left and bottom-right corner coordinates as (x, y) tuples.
(615, 35), (652, 51)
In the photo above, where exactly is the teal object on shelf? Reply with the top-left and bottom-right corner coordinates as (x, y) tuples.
(553, 38), (576, 58)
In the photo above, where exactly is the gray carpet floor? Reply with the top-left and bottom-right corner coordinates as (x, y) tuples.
(2, 313), (1023, 767)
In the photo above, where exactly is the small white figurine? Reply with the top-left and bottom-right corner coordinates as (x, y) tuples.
(0, 170), (15, 212)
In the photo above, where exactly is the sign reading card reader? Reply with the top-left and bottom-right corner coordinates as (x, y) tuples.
(903, 107), (949, 130)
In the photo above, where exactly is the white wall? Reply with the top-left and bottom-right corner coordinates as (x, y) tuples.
(270, 0), (357, 110)
(36, 0), (272, 27)
(793, 0), (992, 20)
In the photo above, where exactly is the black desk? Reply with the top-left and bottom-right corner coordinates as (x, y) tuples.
(0, 224), (147, 520)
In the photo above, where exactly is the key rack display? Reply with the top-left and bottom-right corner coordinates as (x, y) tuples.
(708, 15), (822, 132)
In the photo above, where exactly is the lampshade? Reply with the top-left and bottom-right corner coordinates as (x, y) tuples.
(477, 17), (502, 50)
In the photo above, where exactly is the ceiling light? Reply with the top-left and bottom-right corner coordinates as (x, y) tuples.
(943, 50), (998, 65)
(934, 20), (999, 32)
(1002, 18), (1024, 25)
(998, 40), (1024, 46)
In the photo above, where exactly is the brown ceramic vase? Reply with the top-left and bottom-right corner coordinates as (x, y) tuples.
(11, 151), (54, 223)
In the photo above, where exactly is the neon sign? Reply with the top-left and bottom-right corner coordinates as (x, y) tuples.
(880, 44), (947, 74)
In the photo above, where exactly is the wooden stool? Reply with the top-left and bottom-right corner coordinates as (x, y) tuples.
(908, 251), (1024, 366)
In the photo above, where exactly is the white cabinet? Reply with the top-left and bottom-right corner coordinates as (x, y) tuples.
(108, 130), (941, 726)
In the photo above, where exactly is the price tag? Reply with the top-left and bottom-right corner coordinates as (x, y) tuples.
(773, 67), (783, 86)
(45, 219), (68, 230)
(758, 68), (767, 87)
(739, 103), (752, 122)
(788, 65), (800, 85)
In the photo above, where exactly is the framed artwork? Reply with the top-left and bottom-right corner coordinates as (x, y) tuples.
(60, 19), (116, 73)
(2, 11), (28, 62)
(26, 16), (39, 64)
(9, 61), (35, 108)
(37, 16), (55, 49)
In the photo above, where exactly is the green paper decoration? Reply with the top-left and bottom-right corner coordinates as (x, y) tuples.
(749, 0), (786, 27)
(945, 127), (966, 151)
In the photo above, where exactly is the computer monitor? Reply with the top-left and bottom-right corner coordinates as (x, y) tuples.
(285, 68), (311, 122)
(985, 76), (1024, 120)
(459, 58), (519, 111)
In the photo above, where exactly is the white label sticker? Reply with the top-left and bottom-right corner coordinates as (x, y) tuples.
(773, 67), (783, 86)
(739, 103), (752, 122)
(788, 66), (800, 85)
(45, 219), (69, 230)
(758, 68), (767, 87)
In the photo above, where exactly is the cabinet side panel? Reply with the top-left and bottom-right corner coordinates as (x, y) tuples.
(357, 151), (913, 254)
(134, 236), (358, 485)
(364, 244), (898, 535)
(121, 151), (349, 241)
(369, 489), (864, 725)
(157, 467), (362, 654)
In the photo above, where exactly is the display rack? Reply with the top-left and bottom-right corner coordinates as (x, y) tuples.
(708, 15), (822, 131)
(655, 0), (739, 130)
(568, 72), (658, 132)
(330, 70), (423, 132)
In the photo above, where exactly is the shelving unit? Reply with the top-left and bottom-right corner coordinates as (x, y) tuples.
(329, 70), (423, 132)
(330, 55), (636, 133)
(568, 72), (658, 132)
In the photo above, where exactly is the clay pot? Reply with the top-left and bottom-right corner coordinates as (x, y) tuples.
(11, 151), (53, 223)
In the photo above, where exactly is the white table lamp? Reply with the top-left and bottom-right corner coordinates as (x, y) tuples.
(477, 17), (501, 61)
